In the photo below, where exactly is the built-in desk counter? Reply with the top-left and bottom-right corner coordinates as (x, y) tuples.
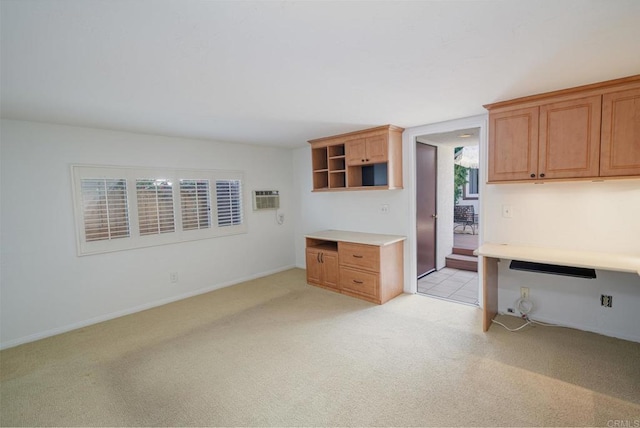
(475, 243), (640, 331)
(305, 230), (406, 304)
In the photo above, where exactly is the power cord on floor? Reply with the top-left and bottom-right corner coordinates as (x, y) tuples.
(492, 297), (562, 332)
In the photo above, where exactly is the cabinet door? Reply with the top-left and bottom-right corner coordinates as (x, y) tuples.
(600, 87), (640, 177)
(488, 107), (539, 181)
(345, 138), (367, 166)
(305, 249), (322, 285)
(365, 135), (388, 164)
(322, 251), (340, 289)
(539, 95), (601, 179)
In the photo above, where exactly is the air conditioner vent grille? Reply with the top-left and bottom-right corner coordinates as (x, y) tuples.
(253, 190), (280, 211)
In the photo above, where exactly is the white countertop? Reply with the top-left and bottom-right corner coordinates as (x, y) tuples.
(306, 230), (406, 246)
(475, 243), (640, 276)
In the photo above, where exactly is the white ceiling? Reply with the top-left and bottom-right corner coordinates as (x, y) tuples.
(417, 127), (479, 147)
(1, 0), (639, 148)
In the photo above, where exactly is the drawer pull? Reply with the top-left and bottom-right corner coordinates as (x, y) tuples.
(352, 255), (363, 258)
(353, 280), (363, 284)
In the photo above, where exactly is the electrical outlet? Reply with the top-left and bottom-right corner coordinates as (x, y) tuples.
(278, 213), (285, 223)
(380, 204), (390, 214)
(601, 294), (612, 308)
(170, 272), (178, 283)
(502, 205), (513, 218)
(520, 287), (529, 300)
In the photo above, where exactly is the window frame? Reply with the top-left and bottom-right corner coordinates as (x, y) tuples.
(71, 165), (246, 256)
(463, 168), (479, 200)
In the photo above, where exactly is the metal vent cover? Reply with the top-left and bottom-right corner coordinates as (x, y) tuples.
(252, 190), (280, 211)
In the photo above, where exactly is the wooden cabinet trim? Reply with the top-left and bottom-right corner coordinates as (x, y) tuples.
(484, 75), (640, 111)
(308, 124), (404, 146)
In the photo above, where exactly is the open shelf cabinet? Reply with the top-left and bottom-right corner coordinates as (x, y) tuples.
(308, 125), (404, 191)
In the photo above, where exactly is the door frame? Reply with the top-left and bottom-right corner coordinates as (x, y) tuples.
(403, 114), (488, 306)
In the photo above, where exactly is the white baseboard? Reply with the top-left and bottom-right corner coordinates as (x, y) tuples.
(498, 311), (640, 343)
(0, 264), (297, 350)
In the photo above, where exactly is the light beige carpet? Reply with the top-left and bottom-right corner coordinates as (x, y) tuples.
(1, 268), (639, 427)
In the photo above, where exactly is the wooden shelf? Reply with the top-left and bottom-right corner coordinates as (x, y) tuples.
(308, 125), (404, 191)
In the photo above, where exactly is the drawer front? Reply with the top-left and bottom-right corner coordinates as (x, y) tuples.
(340, 267), (378, 298)
(339, 242), (380, 271)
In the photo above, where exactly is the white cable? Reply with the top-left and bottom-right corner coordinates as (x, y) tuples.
(530, 319), (562, 327)
(515, 297), (533, 316)
(275, 210), (284, 225)
(492, 318), (532, 332)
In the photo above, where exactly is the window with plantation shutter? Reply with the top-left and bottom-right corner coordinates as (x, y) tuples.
(136, 179), (175, 236)
(180, 179), (211, 231)
(80, 178), (130, 241)
(216, 179), (243, 227)
(72, 165), (246, 255)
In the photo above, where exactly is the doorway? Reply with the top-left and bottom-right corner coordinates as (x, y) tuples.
(414, 127), (481, 305)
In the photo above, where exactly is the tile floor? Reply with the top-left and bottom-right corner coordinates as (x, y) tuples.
(417, 267), (479, 306)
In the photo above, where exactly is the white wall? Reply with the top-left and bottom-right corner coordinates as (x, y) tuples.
(0, 119), (296, 348)
(484, 179), (640, 342)
(293, 146), (410, 270)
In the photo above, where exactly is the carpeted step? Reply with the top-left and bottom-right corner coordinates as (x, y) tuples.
(445, 253), (478, 272)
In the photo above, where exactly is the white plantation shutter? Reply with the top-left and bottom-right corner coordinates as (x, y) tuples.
(80, 178), (130, 241)
(136, 179), (175, 236)
(180, 179), (211, 230)
(72, 166), (246, 255)
(216, 179), (243, 227)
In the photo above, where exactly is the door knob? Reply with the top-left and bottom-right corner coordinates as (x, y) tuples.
(432, 214), (438, 219)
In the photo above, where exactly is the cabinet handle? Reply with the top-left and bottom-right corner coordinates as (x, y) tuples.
(361, 159), (365, 162)
(365, 158), (369, 162)
(353, 255), (363, 258)
(317, 253), (321, 263)
(530, 173), (536, 178)
(353, 280), (363, 284)
(320, 253), (324, 263)
(540, 173), (545, 178)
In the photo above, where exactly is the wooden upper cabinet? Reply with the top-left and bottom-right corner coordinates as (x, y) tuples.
(485, 74), (640, 183)
(345, 135), (388, 166)
(489, 106), (539, 182)
(309, 125), (403, 191)
(345, 138), (366, 165)
(364, 135), (388, 164)
(600, 87), (640, 177)
(539, 95), (601, 179)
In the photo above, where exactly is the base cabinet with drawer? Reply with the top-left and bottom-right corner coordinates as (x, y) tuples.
(305, 231), (405, 305)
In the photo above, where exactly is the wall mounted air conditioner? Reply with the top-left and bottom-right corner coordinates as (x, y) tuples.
(252, 190), (280, 211)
